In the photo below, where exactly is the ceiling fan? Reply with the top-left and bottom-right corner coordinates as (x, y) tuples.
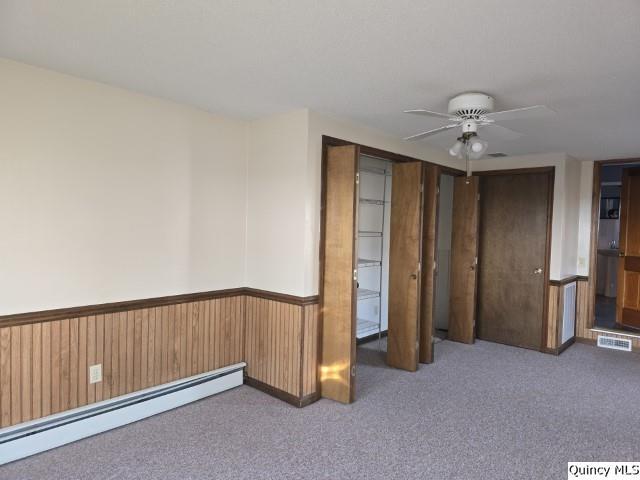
(403, 92), (554, 162)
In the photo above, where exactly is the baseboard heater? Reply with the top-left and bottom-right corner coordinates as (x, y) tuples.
(0, 362), (245, 465)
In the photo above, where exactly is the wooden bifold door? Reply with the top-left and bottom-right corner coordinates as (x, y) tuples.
(320, 143), (425, 403)
(320, 145), (359, 404)
(448, 176), (480, 344)
(617, 167), (640, 329)
(387, 161), (423, 372)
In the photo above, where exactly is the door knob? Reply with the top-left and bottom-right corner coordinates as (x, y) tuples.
(410, 273), (417, 279)
(533, 267), (543, 274)
(619, 251), (626, 257)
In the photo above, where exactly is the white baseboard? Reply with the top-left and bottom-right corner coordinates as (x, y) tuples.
(0, 362), (245, 465)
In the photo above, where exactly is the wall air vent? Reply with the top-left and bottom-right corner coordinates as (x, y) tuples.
(487, 153), (508, 158)
(597, 335), (632, 352)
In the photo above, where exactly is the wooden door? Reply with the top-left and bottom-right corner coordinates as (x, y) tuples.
(617, 167), (640, 329)
(448, 176), (479, 344)
(387, 161), (423, 371)
(320, 145), (358, 403)
(419, 164), (439, 364)
(476, 171), (552, 350)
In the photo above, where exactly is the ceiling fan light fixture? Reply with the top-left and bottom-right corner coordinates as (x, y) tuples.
(448, 138), (464, 157)
(403, 92), (554, 145)
(468, 136), (488, 159)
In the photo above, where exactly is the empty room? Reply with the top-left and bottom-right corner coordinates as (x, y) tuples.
(1, 2), (639, 479)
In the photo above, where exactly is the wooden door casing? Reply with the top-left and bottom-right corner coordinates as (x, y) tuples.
(387, 161), (423, 372)
(617, 167), (640, 329)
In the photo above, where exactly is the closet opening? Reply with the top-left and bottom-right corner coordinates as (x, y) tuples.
(319, 137), (429, 404)
(356, 155), (392, 347)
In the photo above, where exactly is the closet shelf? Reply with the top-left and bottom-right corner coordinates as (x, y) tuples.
(357, 318), (380, 331)
(359, 197), (387, 206)
(357, 288), (380, 300)
(359, 166), (390, 176)
(358, 231), (383, 237)
(358, 258), (382, 268)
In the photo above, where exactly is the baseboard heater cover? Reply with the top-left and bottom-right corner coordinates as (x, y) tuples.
(0, 362), (245, 465)
(597, 335), (632, 352)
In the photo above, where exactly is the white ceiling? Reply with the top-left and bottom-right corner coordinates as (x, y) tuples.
(1, 0), (639, 160)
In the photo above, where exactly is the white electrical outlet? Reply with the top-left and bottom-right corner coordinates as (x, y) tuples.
(89, 364), (102, 384)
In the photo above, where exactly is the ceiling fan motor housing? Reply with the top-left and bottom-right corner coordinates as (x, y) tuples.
(448, 92), (495, 118)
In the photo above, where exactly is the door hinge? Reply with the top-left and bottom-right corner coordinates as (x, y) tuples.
(353, 269), (358, 281)
(437, 186), (440, 195)
(477, 193), (480, 201)
(420, 184), (424, 193)
(356, 172), (360, 184)
(417, 262), (422, 272)
(433, 261), (438, 272)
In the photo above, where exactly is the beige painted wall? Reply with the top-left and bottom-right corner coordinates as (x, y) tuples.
(0, 59), (247, 315)
(1, 58), (595, 308)
(245, 110), (310, 295)
(471, 153), (582, 280)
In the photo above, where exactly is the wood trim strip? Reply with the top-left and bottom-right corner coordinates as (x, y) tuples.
(549, 275), (589, 286)
(321, 135), (466, 174)
(594, 157), (640, 166)
(473, 166), (556, 176)
(0, 288), (319, 328)
(244, 376), (318, 408)
(557, 337), (576, 354)
(243, 288), (319, 306)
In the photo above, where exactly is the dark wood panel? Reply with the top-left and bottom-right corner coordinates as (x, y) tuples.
(626, 256), (640, 272)
(419, 164), (439, 364)
(476, 172), (551, 350)
(448, 176), (479, 344)
(388, 161), (423, 372)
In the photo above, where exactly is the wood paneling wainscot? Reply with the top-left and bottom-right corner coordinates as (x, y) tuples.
(0, 297), (244, 428)
(243, 293), (319, 406)
(0, 289), (321, 428)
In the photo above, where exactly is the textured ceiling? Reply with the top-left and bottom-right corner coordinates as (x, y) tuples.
(1, 0), (639, 160)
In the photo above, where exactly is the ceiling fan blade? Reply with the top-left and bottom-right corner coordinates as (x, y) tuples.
(404, 109), (459, 120)
(484, 105), (555, 122)
(479, 123), (523, 141)
(404, 124), (459, 141)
